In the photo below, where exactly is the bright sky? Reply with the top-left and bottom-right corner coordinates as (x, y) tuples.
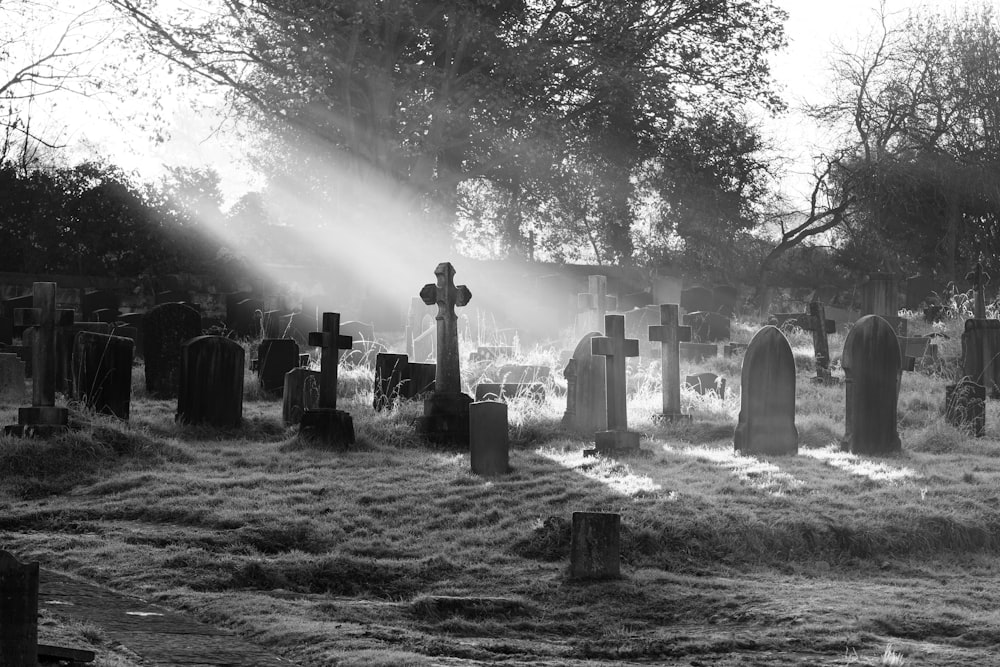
(3, 0), (991, 205)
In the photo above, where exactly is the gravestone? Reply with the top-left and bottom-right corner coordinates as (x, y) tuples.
(256, 339), (301, 396)
(961, 319), (1000, 397)
(569, 512), (620, 580)
(648, 304), (692, 421)
(679, 341), (717, 363)
(683, 311), (730, 343)
(713, 284), (739, 317)
(562, 332), (607, 434)
(176, 336), (244, 427)
(414, 262), (474, 446)
(771, 302), (837, 383)
(589, 314), (641, 456)
(0, 353), (26, 405)
(4, 283), (75, 437)
(0, 550), (39, 667)
(299, 312), (355, 447)
(57, 322), (112, 394)
(619, 291), (654, 311)
(282, 367), (321, 425)
(686, 372), (725, 398)
(474, 383), (545, 402)
(144, 302), (201, 399)
(841, 315), (902, 455)
(340, 321), (380, 365)
(733, 326), (797, 456)
(861, 272), (906, 335)
(3, 294), (34, 338)
(373, 352), (408, 411)
(404, 362), (436, 398)
(945, 379), (986, 437)
(0, 315), (12, 345)
(72, 332), (134, 419)
(470, 401), (509, 475)
(680, 286), (713, 314)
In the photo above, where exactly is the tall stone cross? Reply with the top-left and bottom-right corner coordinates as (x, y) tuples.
(648, 304), (691, 420)
(308, 312), (352, 410)
(592, 314), (639, 432)
(14, 282), (74, 410)
(420, 262), (471, 395)
(967, 261), (990, 319)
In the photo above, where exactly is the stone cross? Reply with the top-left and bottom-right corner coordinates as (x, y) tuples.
(798, 301), (836, 382)
(420, 262), (471, 395)
(966, 261), (990, 319)
(589, 315), (641, 455)
(308, 312), (353, 410)
(14, 283), (74, 410)
(648, 304), (691, 420)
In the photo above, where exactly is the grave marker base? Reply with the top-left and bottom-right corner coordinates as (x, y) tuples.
(415, 392), (473, 446)
(299, 408), (355, 448)
(4, 406), (69, 437)
(586, 429), (641, 457)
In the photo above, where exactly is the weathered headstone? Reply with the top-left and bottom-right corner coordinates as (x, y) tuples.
(569, 512), (620, 580)
(733, 326), (797, 456)
(648, 303), (692, 421)
(299, 312), (355, 447)
(143, 302), (201, 399)
(374, 352), (408, 411)
(469, 400), (509, 475)
(683, 311), (730, 342)
(256, 339), (301, 396)
(0, 353), (26, 405)
(0, 550), (39, 667)
(961, 319), (1000, 397)
(176, 335), (244, 427)
(590, 314), (641, 456)
(57, 322), (112, 394)
(861, 272), (906, 335)
(686, 372), (725, 398)
(404, 362), (436, 398)
(680, 286), (714, 314)
(414, 262), (474, 446)
(282, 366), (321, 425)
(72, 332), (134, 419)
(562, 332), (607, 434)
(945, 379), (986, 437)
(841, 315), (902, 455)
(4, 283), (74, 437)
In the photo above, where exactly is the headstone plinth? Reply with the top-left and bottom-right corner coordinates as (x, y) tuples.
(5, 406), (68, 437)
(589, 429), (641, 456)
(282, 367), (321, 425)
(299, 408), (355, 448)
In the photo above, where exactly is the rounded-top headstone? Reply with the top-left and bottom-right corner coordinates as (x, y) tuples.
(841, 315), (901, 454)
(733, 325), (797, 456)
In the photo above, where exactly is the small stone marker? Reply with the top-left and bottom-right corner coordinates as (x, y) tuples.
(299, 312), (355, 447)
(686, 372), (726, 398)
(5, 283), (75, 436)
(734, 326), (797, 456)
(590, 314), (641, 456)
(469, 400), (509, 475)
(72, 332), (134, 419)
(143, 302), (201, 399)
(256, 338), (301, 396)
(841, 315), (902, 455)
(176, 336), (245, 428)
(0, 549), (39, 667)
(282, 366), (321, 426)
(569, 512), (620, 580)
(945, 379), (986, 437)
(415, 262), (474, 446)
(0, 353), (26, 405)
(562, 332), (608, 434)
(649, 304), (692, 421)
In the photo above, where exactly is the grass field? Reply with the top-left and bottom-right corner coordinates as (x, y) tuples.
(3, 315), (1000, 666)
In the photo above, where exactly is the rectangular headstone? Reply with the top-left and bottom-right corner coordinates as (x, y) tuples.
(72, 332), (134, 419)
(177, 335), (245, 427)
(0, 550), (39, 667)
(0, 353), (26, 405)
(569, 512), (620, 580)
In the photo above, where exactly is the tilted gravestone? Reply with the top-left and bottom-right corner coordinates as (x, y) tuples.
(589, 314), (641, 456)
(414, 262), (473, 446)
(0, 353), (26, 405)
(57, 322), (112, 395)
(648, 303), (691, 422)
(299, 312), (355, 447)
(945, 379), (986, 437)
(562, 332), (607, 434)
(176, 335), (244, 428)
(72, 332), (134, 419)
(470, 400), (509, 475)
(282, 366), (321, 426)
(143, 302), (201, 399)
(256, 338), (301, 396)
(734, 326), (797, 456)
(569, 512), (620, 581)
(682, 311), (730, 342)
(4, 283), (75, 437)
(841, 315), (901, 455)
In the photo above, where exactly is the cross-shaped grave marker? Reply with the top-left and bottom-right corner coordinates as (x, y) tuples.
(967, 261), (990, 319)
(298, 312), (355, 447)
(588, 314), (641, 456)
(4, 283), (75, 436)
(416, 262), (474, 445)
(648, 303), (692, 421)
(794, 301), (837, 383)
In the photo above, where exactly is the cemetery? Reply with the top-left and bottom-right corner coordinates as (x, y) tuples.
(5, 1), (1000, 665)
(1, 267), (1000, 666)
